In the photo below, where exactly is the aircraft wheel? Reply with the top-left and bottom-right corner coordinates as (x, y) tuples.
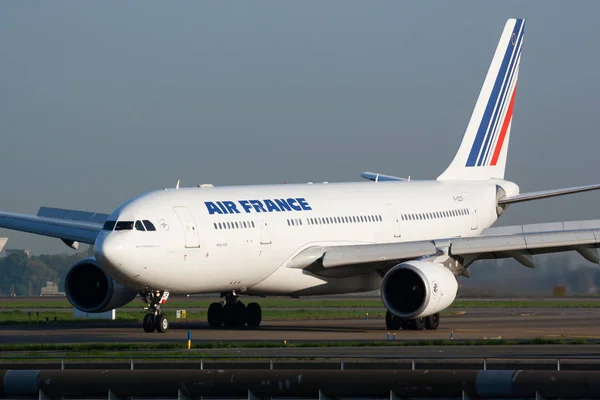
(425, 313), (440, 330)
(400, 320), (413, 330)
(246, 302), (262, 328)
(413, 317), (426, 331)
(232, 302), (246, 328)
(222, 303), (235, 327)
(142, 313), (155, 333)
(207, 302), (224, 328)
(385, 310), (401, 330)
(155, 313), (169, 333)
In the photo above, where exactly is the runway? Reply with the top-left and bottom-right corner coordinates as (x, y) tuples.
(2, 308), (600, 346)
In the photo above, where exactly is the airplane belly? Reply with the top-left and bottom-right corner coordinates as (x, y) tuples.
(246, 266), (382, 296)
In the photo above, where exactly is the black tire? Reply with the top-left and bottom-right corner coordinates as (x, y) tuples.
(207, 302), (224, 328)
(232, 302), (246, 328)
(142, 313), (155, 333)
(155, 313), (169, 333)
(222, 303), (234, 327)
(246, 302), (262, 328)
(385, 310), (401, 330)
(400, 319), (413, 330)
(413, 317), (426, 331)
(425, 313), (440, 330)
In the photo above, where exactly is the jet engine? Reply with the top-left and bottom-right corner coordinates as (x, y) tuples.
(381, 260), (458, 319)
(65, 257), (138, 313)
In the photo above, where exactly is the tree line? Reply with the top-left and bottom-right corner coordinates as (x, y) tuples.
(0, 247), (93, 296)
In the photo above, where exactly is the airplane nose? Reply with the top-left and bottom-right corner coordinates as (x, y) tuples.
(95, 233), (129, 277)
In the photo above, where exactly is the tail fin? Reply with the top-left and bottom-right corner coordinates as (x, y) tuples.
(437, 18), (525, 181)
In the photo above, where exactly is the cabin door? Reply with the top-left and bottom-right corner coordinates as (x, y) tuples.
(173, 206), (201, 248)
(462, 193), (479, 230)
(259, 215), (272, 244)
(387, 204), (401, 238)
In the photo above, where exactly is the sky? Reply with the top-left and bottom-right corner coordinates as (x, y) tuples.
(1, 1), (600, 254)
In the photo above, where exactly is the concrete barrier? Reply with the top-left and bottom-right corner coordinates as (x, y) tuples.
(2, 369), (600, 399)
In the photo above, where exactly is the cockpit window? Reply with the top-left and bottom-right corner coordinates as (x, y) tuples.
(143, 220), (156, 231)
(135, 221), (146, 231)
(102, 221), (116, 231)
(114, 221), (134, 231)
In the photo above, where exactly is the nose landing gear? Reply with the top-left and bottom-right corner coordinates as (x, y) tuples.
(207, 291), (262, 328)
(141, 291), (170, 333)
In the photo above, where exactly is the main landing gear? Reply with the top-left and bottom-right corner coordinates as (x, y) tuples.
(385, 310), (440, 331)
(207, 291), (262, 328)
(141, 291), (170, 333)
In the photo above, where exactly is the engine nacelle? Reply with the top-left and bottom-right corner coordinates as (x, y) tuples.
(381, 260), (458, 319)
(65, 257), (138, 313)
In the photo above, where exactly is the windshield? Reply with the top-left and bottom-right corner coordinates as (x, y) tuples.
(102, 221), (116, 231)
(143, 220), (156, 231)
(114, 221), (134, 231)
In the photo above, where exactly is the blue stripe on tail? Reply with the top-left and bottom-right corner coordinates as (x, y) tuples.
(477, 24), (524, 166)
(465, 19), (524, 167)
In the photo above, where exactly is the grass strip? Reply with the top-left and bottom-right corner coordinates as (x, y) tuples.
(0, 337), (594, 355)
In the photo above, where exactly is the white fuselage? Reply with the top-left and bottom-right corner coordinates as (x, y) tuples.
(95, 179), (518, 296)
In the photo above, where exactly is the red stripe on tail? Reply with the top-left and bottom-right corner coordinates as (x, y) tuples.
(490, 83), (517, 166)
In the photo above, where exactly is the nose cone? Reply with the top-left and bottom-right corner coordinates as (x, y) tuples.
(95, 232), (139, 283)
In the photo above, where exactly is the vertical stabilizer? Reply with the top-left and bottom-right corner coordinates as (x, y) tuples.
(437, 18), (525, 181)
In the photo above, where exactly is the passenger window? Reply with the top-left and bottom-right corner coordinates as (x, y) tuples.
(115, 221), (134, 231)
(142, 220), (157, 231)
(299, 219), (303, 226)
(251, 221), (255, 228)
(135, 221), (146, 231)
(102, 221), (116, 231)
(235, 222), (238, 229)
(214, 223), (217, 230)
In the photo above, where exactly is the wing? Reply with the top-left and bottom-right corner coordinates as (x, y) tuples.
(0, 207), (107, 247)
(287, 219), (600, 277)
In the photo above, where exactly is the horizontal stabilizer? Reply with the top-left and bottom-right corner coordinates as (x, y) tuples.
(361, 171), (408, 182)
(498, 183), (600, 205)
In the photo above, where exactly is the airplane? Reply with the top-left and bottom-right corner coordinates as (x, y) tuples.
(2, 18), (600, 334)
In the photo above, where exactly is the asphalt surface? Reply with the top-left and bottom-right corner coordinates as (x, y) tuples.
(2, 308), (600, 346)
